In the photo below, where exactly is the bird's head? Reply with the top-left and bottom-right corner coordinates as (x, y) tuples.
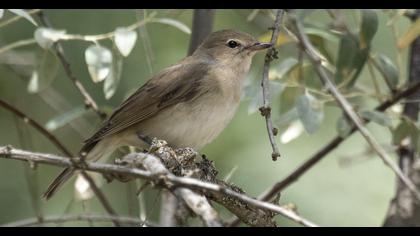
(193, 29), (272, 70)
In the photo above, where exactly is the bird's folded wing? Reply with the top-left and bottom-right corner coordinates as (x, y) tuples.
(82, 61), (210, 147)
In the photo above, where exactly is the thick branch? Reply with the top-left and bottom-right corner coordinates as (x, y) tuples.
(127, 152), (222, 227)
(384, 9), (420, 227)
(260, 9), (284, 161)
(188, 9), (215, 55)
(0, 146), (318, 227)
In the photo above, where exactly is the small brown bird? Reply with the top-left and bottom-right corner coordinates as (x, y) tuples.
(43, 29), (272, 199)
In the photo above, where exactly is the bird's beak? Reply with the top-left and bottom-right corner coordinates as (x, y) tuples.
(246, 42), (273, 51)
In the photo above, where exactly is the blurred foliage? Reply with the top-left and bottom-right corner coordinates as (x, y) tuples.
(0, 9), (418, 226)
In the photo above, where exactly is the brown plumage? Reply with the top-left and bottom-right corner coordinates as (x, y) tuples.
(43, 29), (272, 200)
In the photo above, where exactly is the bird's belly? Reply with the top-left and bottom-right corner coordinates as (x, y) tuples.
(121, 95), (239, 150)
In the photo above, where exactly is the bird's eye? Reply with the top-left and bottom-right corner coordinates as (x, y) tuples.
(227, 40), (239, 48)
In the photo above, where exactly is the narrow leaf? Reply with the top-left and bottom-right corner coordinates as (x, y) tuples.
(103, 51), (123, 99)
(85, 45), (113, 83)
(8, 9), (37, 26)
(45, 107), (88, 131)
(114, 27), (138, 57)
(258, 31), (294, 47)
(336, 116), (352, 138)
(335, 32), (370, 88)
(296, 92), (324, 134)
(280, 120), (304, 144)
(360, 110), (392, 127)
(152, 18), (191, 34)
(398, 18), (420, 50)
(375, 54), (399, 90)
(275, 107), (299, 127)
(27, 50), (59, 93)
(275, 58), (299, 79)
(392, 117), (419, 146)
(335, 34), (357, 84)
(359, 9), (378, 49)
(248, 81), (283, 114)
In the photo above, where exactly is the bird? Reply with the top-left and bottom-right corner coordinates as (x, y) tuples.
(43, 29), (273, 200)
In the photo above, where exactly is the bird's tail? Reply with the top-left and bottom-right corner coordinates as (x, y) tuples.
(43, 137), (119, 200)
(43, 167), (75, 200)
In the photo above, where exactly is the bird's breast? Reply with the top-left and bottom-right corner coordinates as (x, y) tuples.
(126, 86), (241, 150)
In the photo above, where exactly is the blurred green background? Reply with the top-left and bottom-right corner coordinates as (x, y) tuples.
(0, 9), (413, 226)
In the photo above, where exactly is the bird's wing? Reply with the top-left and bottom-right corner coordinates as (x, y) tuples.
(82, 61), (211, 149)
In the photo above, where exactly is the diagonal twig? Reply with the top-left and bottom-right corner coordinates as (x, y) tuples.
(0, 99), (120, 226)
(260, 9), (284, 161)
(0, 99), (73, 156)
(291, 13), (420, 201)
(36, 11), (107, 119)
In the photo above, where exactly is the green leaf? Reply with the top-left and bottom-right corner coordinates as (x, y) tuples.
(34, 27), (66, 49)
(114, 27), (138, 57)
(103, 50), (123, 99)
(85, 45), (113, 83)
(151, 18), (191, 34)
(360, 110), (392, 127)
(359, 9), (378, 49)
(335, 35), (357, 84)
(27, 50), (59, 93)
(375, 54), (399, 90)
(8, 9), (37, 26)
(275, 107), (299, 127)
(296, 92), (324, 134)
(335, 33), (370, 88)
(248, 81), (284, 114)
(336, 116), (353, 138)
(45, 107), (88, 131)
(275, 58), (298, 79)
(392, 117), (419, 146)
(305, 27), (339, 44)
(296, 9), (316, 20)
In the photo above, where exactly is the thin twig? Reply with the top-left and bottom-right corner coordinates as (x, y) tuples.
(0, 99), (120, 226)
(135, 9), (155, 76)
(260, 9), (284, 161)
(0, 9), (42, 28)
(260, 80), (420, 202)
(292, 13), (420, 201)
(0, 39), (36, 55)
(0, 146), (319, 227)
(36, 11), (107, 119)
(1, 213), (155, 227)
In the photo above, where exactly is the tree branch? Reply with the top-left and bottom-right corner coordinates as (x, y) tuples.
(290, 13), (420, 201)
(188, 9), (215, 55)
(0, 146), (318, 227)
(260, 9), (284, 161)
(0, 99), (73, 157)
(0, 99), (119, 226)
(1, 213), (155, 227)
(384, 9), (420, 226)
(36, 11), (107, 119)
